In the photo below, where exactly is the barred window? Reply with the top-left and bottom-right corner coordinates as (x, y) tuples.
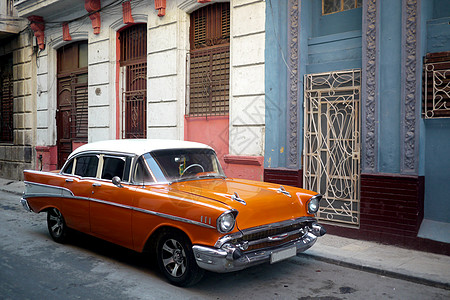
(0, 54), (13, 142)
(119, 24), (147, 138)
(188, 3), (230, 117)
(423, 51), (450, 119)
(322, 0), (362, 15)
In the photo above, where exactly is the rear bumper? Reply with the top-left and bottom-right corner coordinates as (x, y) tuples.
(20, 198), (32, 212)
(193, 223), (325, 273)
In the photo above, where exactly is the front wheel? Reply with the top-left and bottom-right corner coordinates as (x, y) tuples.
(47, 208), (68, 243)
(156, 231), (204, 286)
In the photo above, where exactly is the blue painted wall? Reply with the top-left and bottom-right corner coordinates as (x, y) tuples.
(423, 0), (450, 223)
(424, 120), (450, 223)
(306, 0), (362, 74)
(264, 0), (363, 169)
(264, 0), (288, 168)
(378, 0), (402, 173)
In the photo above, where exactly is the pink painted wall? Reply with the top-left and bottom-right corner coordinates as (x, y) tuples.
(224, 154), (264, 181)
(184, 115), (264, 181)
(184, 115), (230, 174)
(35, 146), (58, 171)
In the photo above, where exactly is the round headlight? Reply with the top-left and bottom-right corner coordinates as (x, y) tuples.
(307, 194), (322, 214)
(217, 211), (236, 233)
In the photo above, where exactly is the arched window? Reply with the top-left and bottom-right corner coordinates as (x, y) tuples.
(119, 24), (147, 138)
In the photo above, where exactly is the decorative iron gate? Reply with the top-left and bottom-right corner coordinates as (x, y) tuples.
(303, 69), (361, 227)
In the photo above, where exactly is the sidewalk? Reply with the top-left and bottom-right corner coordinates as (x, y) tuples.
(302, 234), (450, 290)
(1, 177), (449, 290)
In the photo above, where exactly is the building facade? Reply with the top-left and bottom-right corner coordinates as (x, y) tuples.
(0, 0), (34, 179)
(12, 0), (266, 181)
(264, 0), (450, 251)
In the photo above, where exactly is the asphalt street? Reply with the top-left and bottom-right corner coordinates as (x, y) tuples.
(1, 190), (449, 300)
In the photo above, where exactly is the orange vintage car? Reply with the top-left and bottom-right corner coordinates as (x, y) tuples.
(21, 139), (326, 286)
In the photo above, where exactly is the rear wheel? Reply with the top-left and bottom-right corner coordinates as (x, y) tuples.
(156, 230), (204, 286)
(47, 208), (68, 243)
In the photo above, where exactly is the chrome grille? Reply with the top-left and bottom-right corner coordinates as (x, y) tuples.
(218, 217), (317, 252)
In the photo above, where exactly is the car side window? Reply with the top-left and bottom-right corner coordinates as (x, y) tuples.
(134, 156), (154, 184)
(74, 155), (99, 177)
(101, 156), (126, 180)
(61, 159), (74, 175)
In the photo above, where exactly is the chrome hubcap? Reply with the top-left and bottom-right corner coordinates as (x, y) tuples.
(49, 209), (63, 237)
(161, 239), (186, 278)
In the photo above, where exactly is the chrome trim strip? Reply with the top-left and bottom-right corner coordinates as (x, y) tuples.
(23, 181), (75, 198)
(132, 207), (216, 229)
(23, 181), (216, 230)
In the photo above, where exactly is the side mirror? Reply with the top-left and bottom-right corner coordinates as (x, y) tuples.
(112, 176), (123, 188)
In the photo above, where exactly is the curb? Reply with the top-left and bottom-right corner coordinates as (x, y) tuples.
(299, 252), (450, 291)
(0, 188), (22, 196)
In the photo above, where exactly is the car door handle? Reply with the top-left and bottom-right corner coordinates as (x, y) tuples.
(92, 183), (102, 187)
(65, 178), (73, 182)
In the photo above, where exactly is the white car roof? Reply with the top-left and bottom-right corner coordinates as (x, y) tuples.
(68, 139), (213, 159)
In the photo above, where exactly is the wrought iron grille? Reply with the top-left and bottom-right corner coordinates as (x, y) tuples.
(0, 72), (13, 142)
(120, 24), (147, 138)
(122, 62), (147, 139)
(304, 69), (361, 227)
(322, 0), (362, 15)
(423, 52), (450, 119)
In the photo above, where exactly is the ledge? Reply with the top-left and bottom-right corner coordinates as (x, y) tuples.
(223, 155), (263, 166)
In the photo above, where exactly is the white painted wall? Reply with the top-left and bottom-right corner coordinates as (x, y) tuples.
(229, 0), (265, 156)
(29, 0), (266, 157)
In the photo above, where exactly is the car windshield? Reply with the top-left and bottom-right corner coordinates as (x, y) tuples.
(136, 148), (226, 183)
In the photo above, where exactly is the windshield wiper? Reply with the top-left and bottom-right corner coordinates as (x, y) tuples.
(169, 174), (226, 185)
(197, 174), (226, 179)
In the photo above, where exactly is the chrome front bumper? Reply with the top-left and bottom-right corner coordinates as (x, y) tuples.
(192, 224), (325, 273)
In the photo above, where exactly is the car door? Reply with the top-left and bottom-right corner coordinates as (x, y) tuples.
(60, 154), (98, 233)
(89, 155), (136, 249)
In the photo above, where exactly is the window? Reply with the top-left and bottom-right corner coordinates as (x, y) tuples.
(134, 156), (155, 184)
(74, 155), (99, 177)
(119, 24), (147, 138)
(188, 3), (230, 116)
(322, 0), (362, 15)
(101, 156), (131, 181)
(423, 51), (450, 118)
(0, 54), (13, 142)
(6, 0), (14, 16)
(62, 159), (74, 175)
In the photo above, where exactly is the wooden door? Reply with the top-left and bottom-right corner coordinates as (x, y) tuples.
(57, 42), (88, 168)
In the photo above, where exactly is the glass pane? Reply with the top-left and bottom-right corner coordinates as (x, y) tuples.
(75, 155), (99, 177)
(343, 0), (355, 11)
(149, 148), (225, 182)
(78, 42), (88, 68)
(62, 159), (74, 174)
(323, 0), (341, 14)
(101, 156), (125, 180)
(134, 156), (155, 184)
(76, 74), (88, 84)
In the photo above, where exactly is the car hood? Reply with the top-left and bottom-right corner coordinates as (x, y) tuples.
(170, 178), (317, 230)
